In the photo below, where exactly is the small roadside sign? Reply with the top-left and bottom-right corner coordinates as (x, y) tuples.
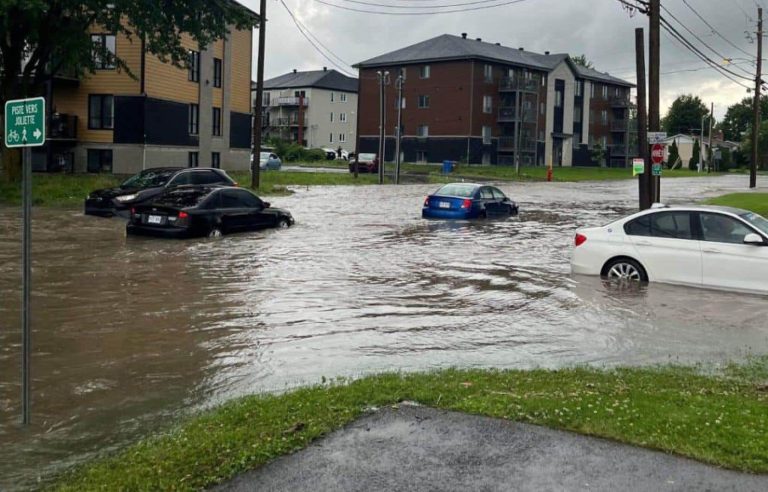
(632, 158), (645, 176)
(651, 143), (665, 165)
(4, 97), (46, 148)
(652, 163), (663, 176)
(648, 132), (667, 144)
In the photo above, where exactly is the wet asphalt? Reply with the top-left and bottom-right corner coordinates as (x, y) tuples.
(214, 405), (768, 492)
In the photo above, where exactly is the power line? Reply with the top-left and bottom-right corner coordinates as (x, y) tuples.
(313, 0), (530, 16)
(278, 0), (356, 77)
(661, 3), (755, 77)
(681, 0), (755, 58)
(330, 0), (508, 7)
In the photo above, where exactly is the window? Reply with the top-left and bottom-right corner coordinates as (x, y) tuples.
(491, 187), (507, 200)
(700, 213), (754, 244)
(482, 125), (492, 145)
(340, 93), (347, 102)
(188, 50), (200, 82)
(262, 92), (270, 106)
(574, 106), (582, 123)
(483, 96), (492, 114)
(602, 85), (608, 99)
(484, 64), (493, 82)
(91, 34), (116, 69)
(575, 80), (583, 97)
(339, 133), (346, 142)
(87, 149), (113, 173)
(212, 107), (222, 136)
(331, 92), (335, 102)
(482, 152), (491, 165)
(189, 170), (225, 184)
(555, 91), (563, 108)
(418, 95), (430, 108)
(420, 65), (431, 79)
(221, 190), (261, 209)
(88, 95), (114, 129)
(213, 58), (222, 88)
(330, 112), (334, 122)
(417, 125), (429, 137)
(329, 133), (334, 143)
(340, 112), (347, 123)
(188, 104), (199, 135)
(601, 136), (607, 148)
(541, 74), (547, 87)
(188, 152), (199, 168)
(416, 151), (428, 163)
(572, 137), (579, 149)
(590, 83), (595, 98)
(212, 152), (221, 169)
(624, 212), (693, 239)
(540, 102), (545, 115)
(601, 110), (608, 125)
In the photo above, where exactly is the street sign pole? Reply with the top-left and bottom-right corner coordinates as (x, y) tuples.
(22, 145), (31, 425)
(5, 96), (45, 425)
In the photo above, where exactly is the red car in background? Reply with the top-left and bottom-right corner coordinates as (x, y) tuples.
(348, 153), (379, 174)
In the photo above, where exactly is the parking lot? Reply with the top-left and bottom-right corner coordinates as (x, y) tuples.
(1, 174), (767, 488)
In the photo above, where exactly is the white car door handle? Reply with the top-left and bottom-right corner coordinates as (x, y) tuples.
(702, 248), (721, 254)
(636, 240), (652, 246)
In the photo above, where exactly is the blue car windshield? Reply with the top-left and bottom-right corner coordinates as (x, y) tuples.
(121, 169), (175, 189)
(740, 212), (768, 236)
(435, 184), (477, 198)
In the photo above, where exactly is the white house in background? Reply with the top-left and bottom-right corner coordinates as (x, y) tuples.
(254, 68), (358, 153)
(662, 134), (709, 167)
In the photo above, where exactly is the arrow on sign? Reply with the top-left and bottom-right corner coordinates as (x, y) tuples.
(33, 128), (42, 140)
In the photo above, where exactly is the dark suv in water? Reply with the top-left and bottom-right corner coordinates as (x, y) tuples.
(84, 167), (237, 217)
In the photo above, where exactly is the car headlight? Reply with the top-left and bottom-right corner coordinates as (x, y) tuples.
(115, 194), (138, 202)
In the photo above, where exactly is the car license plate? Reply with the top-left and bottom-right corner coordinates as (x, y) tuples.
(147, 215), (163, 224)
(439, 202), (450, 209)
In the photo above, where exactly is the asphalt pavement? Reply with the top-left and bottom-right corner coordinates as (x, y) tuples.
(213, 404), (768, 492)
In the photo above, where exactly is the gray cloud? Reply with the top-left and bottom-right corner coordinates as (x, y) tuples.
(241, 0), (762, 120)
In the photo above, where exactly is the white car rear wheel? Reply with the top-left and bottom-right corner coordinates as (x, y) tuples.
(603, 258), (648, 282)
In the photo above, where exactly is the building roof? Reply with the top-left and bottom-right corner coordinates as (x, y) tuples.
(354, 34), (633, 87)
(259, 69), (358, 92)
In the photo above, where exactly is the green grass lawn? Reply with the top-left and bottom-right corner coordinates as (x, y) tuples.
(705, 193), (768, 216)
(54, 360), (768, 491)
(0, 174), (121, 208)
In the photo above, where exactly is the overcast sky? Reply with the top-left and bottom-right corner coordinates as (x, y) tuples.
(240, 0), (763, 121)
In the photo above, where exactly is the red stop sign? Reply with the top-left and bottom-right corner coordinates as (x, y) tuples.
(651, 143), (664, 164)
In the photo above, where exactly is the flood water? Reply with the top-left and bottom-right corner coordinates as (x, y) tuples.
(1, 175), (767, 489)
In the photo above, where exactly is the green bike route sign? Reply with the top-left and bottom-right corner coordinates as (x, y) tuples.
(4, 97), (45, 148)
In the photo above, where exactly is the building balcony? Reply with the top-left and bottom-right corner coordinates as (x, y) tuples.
(276, 96), (308, 107)
(608, 144), (628, 156)
(499, 76), (540, 93)
(271, 117), (301, 127)
(610, 96), (630, 108)
(497, 107), (536, 123)
(610, 119), (638, 132)
(498, 137), (536, 152)
(48, 113), (77, 140)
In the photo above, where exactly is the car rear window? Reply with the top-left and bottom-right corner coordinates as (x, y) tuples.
(624, 211), (693, 240)
(435, 184), (478, 198)
(190, 170), (229, 185)
(155, 189), (213, 208)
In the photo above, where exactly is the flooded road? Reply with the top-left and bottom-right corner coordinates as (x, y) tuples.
(1, 174), (767, 489)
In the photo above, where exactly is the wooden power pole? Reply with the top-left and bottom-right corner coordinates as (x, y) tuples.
(752, 7), (763, 189)
(636, 28), (651, 211)
(648, 0), (660, 203)
(251, 0), (267, 190)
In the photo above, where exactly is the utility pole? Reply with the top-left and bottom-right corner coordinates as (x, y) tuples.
(648, 0), (661, 203)
(377, 70), (389, 185)
(752, 7), (763, 188)
(394, 74), (404, 184)
(636, 27), (651, 210)
(699, 116), (704, 173)
(707, 102), (714, 173)
(513, 83), (522, 175)
(250, 0), (267, 190)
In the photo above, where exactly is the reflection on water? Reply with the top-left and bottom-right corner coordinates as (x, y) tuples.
(1, 175), (767, 489)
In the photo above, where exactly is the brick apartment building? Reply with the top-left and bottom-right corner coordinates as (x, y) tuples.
(31, 2), (256, 174)
(256, 68), (358, 153)
(355, 34), (635, 167)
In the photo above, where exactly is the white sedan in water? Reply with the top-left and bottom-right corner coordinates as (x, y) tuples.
(571, 204), (768, 294)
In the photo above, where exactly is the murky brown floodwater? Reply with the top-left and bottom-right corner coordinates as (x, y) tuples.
(1, 175), (767, 489)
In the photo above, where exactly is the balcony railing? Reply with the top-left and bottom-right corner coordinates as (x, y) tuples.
(499, 76), (540, 93)
(270, 117), (301, 126)
(610, 96), (630, 108)
(608, 144), (628, 156)
(498, 137), (536, 152)
(497, 107), (536, 123)
(277, 96), (308, 107)
(48, 113), (77, 140)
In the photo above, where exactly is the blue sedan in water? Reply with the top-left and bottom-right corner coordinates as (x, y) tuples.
(422, 183), (519, 219)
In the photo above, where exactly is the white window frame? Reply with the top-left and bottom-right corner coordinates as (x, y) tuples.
(484, 64), (493, 82)
(340, 93), (347, 102)
(483, 95), (493, 114)
(602, 85), (608, 99)
(417, 125), (429, 137)
(339, 133), (346, 143)
(339, 112), (347, 123)
(416, 151), (428, 163)
(601, 110), (608, 125)
(329, 133), (334, 143)
(420, 65), (431, 79)
(418, 95), (430, 108)
(330, 112), (334, 122)
(330, 92), (335, 102)
(482, 126), (492, 145)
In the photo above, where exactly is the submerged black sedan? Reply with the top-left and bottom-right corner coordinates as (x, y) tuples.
(126, 186), (294, 238)
(85, 167), (237, 217)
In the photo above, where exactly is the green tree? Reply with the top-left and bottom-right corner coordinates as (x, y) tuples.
(0, 0), (258, 180)
(662, 94), (710, 136)
(571, 54), (594, 69)
(740, 120), (768, 170)
(666, 139), (679, 169)
(719, 96), (768, 142)
(689, 139), (700, 171)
